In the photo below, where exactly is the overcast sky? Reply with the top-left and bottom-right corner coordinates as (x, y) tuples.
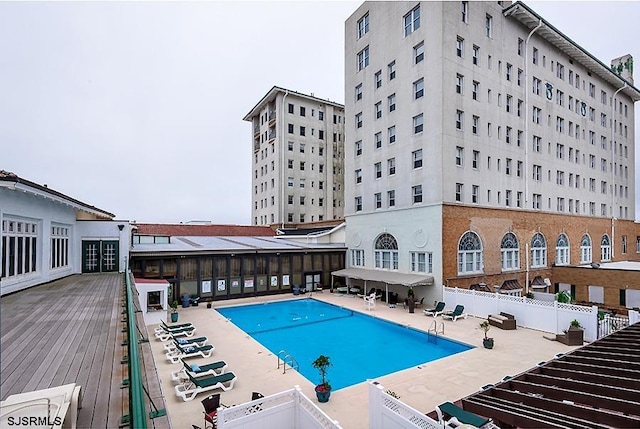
(1, 1), (639, 224)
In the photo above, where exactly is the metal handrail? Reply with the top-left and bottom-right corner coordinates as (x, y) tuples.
(277, 350), (299, 374)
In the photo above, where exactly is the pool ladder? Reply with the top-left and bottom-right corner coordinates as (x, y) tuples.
(428, 320), (445, 343)
(277, 350), (299, 374)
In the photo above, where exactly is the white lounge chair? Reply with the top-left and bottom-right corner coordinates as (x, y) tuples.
(0, 383), (82, 429)
(424, 301), (446, 317)
(171, 358), (228, 382)
(442, 305), (468, 321)
(155, 325), (196, 342)
(166, 344), (215, 364)
(175, 371), (237, 402)
(163, 337), (208, 352)
(363, 292), (377, 311)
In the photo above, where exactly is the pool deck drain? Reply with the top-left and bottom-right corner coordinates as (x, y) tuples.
(150, 293), (577, 429)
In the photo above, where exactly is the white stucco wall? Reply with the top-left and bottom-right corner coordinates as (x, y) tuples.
(344, 204), (443, 304)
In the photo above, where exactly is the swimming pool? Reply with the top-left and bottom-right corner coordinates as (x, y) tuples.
(217, 299), (472, 390)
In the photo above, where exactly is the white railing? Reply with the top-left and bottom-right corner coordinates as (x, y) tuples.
(368, 382), (442, 429)
(443, 286), (599, 341)
(217, 386), (341, 429)
(630, 309), (640, 325)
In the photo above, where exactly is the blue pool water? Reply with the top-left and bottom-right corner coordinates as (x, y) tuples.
(217, 299), (472, 390)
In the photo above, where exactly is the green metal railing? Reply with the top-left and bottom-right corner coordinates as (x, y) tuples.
(124, 270), (148, 429)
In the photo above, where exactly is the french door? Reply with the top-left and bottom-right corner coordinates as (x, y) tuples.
(82, 240), (119, 273)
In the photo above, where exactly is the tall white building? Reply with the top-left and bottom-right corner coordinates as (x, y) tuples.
(342, 1), (640, 303)
(244, 86), (345, 226)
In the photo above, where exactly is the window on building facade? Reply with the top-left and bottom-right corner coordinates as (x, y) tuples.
(501, 232), (519, 271)
(411, 252), (433, 273)
(412, 185), (422, 203)
(404, 5), (420, 36)
(413, 114), (424, 133)
(556, 233), (570, 265)
(357, 12), (369, 38)
(601, 235), (611, 261)
(351, 249), (364, 266)
(355, 196), (362, 212)
(387, 190), (395, 207)
(357, 46), (369, 71)
(414, 42), (424, 64)
(412, 149), (422, 168)
(414, 78), (424, 99)
(458, 231), (483, 274)
(530, 233), (547, 268)
(388, 61), (396, 80)
(374, 233), (399, 270)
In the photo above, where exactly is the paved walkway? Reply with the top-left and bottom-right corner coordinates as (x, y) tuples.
(151, 292), (577, 429)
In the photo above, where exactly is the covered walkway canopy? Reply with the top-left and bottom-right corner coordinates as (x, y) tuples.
(331, 267), (434, 301)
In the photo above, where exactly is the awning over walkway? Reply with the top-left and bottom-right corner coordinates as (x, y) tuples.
(331, 267), (434, 287)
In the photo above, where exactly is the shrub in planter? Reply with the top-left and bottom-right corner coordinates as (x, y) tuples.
(480, 321), (494, 349)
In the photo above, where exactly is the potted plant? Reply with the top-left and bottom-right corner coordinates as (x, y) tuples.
(170, 300), (179, 323)
(480, 321), (494, 349)
(312, 354), (332, 403)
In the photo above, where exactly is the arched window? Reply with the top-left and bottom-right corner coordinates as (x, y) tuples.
(500, 232), (519, 271)
(555, 233), (570, 265)
(601, 234), (611, 262)
(458, 231), (483, 274)
(580, 234), (592, 263)
(374, 233), (398, 270)
(530, 232), (547, 268)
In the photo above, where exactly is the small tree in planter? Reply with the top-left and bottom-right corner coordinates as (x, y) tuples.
(479, 321), (494, 349)
(312, 354), (332, 403)
(170, 300), (179, 323)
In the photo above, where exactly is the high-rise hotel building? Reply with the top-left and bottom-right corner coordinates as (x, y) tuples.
(343, 1), (639, 303)
(244, 87), (345, 226)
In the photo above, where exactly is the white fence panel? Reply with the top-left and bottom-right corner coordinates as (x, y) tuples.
(369, 382), (442, 429)
(442, 286), (598, 341)
(218, 386), (341, 429)
(630, 309), (640, 325)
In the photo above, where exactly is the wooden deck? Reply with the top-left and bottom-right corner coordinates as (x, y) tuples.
(1, 273), (126, 428)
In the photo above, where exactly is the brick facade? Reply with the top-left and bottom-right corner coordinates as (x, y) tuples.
(442, 204), (640, 297)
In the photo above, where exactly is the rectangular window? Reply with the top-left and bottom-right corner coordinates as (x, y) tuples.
(374, 192), (382, 209)
(388, 61), (396, 80)
(410, 252), (433, 273)
(506, 63), (512, 81)
(351, 249), (365, 267)
(404, 5), (421, 36)
(472, 115), (479, 135)
(455, 183), (463, 202)
(456, 74), (464, 94)
(375, 70), (382, 88)
(299, 126), (305, 136)
(412, 149), (423, 168)
(357, 46), (370, 71)
(355, 112), (362, 128)
(533, 194), (541, 209)
(472, 45), (479, 65)
(374, 162), (382, 179)
(287, 177), (294, 187)
(455, 146), (464, 166)
(355, 169), (362, 184)
(355, 140), (362, 156)
(375, 131), (382, 149)
(456, 36), (464, 57)
(485, 14), (492, 37)
(532, 47), (538, 64)
(472, 81), (479, 100)
(472, 185), (479, 203)
(300, 106), (306, 117)
(357, 12), (369, 38)
(472, 150), (479, 169)
(414, 42), (424, 64)
(414, 78), (424, 99)
(355, 196), (362, 212)
(50, 224), (68, 270)
(355, 83), (363, 101)
(461, 1), (468, 23)
(388, 190), (396, 207)
(388, 93), (396, 112)
(412, 185), (423, 203)
(288, 103), (294, 114)
(413, 114), (424, 133)
(455, 110), (464, 130)
(388, 125), (396, 143)
(388, 158), (396, 175)
(375, 101), (382, 119)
